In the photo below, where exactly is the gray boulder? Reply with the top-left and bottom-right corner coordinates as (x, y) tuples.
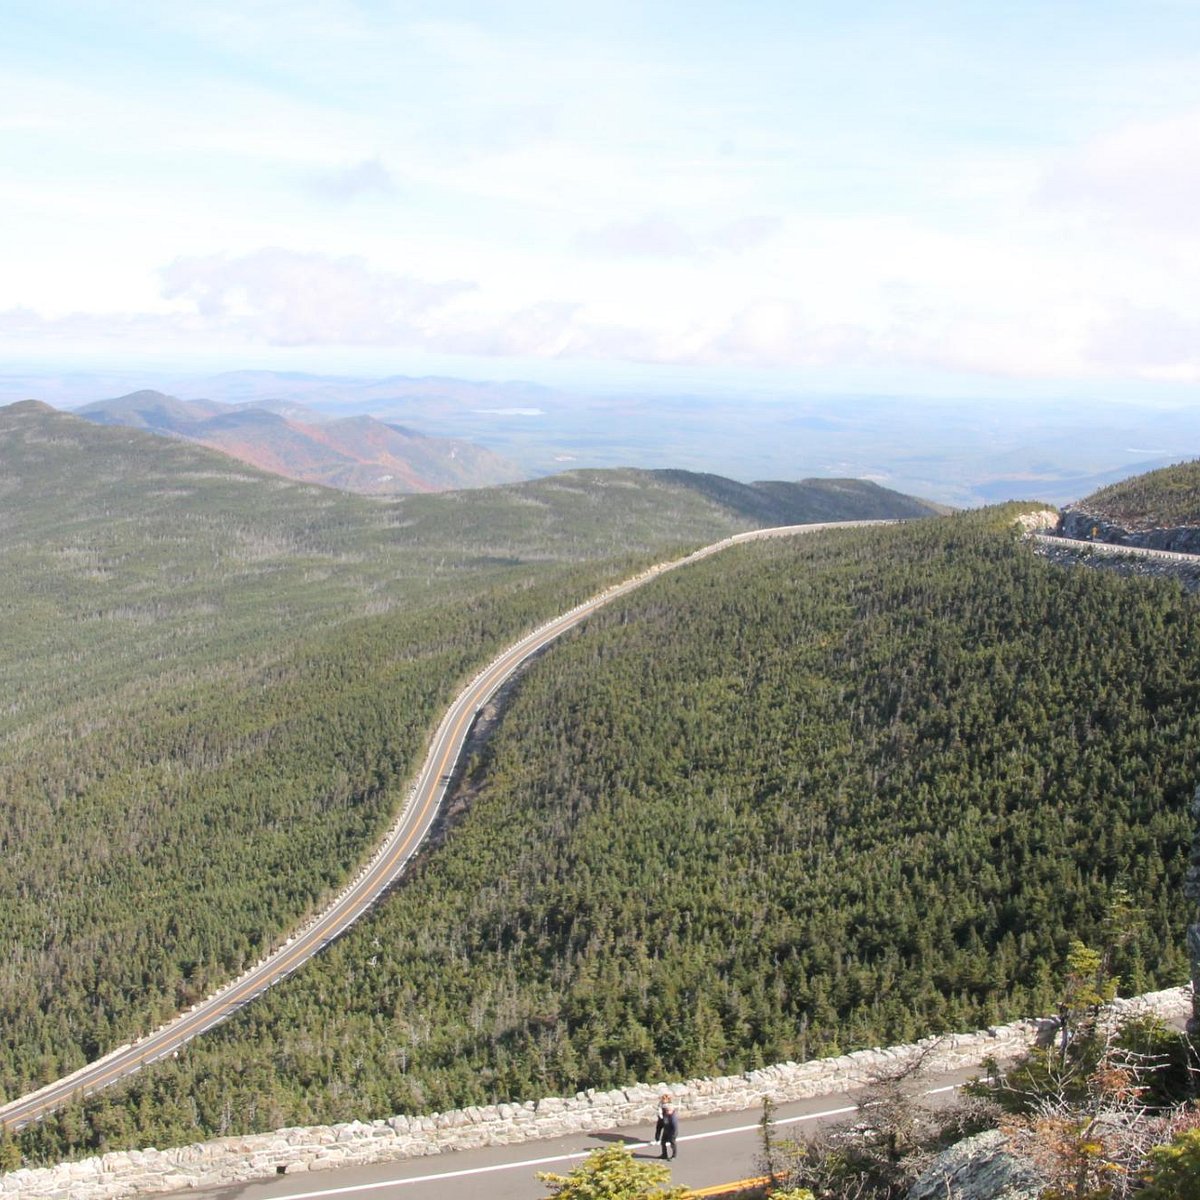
(906, 1130), (1043, 1200)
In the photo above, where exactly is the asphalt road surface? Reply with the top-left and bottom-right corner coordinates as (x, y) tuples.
(183, 1068), (981, 1200)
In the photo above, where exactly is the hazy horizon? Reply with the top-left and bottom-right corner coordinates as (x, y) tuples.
(7, 364), (1197, 510)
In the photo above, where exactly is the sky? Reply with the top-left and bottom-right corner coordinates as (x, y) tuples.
(4, 0), (1200, 400)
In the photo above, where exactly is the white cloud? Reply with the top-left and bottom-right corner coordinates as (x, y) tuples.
(7, 3), (1200, 395)
(160, 250), (474, 346)
(704, 301), (868, 369)
(1084, 303), (1200, 381)
(5, 244), (1197, 388)
(574, 214), (782, 260)
(306, 159), (397, 202)
(142, 0), (378, 68)
(574, 216), (699, 259)
(0, 305), (207, 348)
(1038, 109), (1200, 236)
(708, 216), (783, 254)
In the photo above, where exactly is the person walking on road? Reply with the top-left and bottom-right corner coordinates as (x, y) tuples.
(653, 1093), (671, 1146)
(658, 1100), (678, 1160)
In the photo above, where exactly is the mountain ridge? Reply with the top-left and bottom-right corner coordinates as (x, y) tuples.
(73, 390), (528, 495)
(1058, 458), (1200, 553)
(1070, 458), (1200, 529)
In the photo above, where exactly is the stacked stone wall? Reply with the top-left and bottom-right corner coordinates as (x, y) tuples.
(1, 987), (1188, 1199)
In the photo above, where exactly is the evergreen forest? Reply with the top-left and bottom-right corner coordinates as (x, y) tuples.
(0, 402), (934, 1150)
(1076, 458), (1200, 527)
(12, 501), (1199, 1163)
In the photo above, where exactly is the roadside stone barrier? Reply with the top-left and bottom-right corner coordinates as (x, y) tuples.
(1, 987), (1188, 1199)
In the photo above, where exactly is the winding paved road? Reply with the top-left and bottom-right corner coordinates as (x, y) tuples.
(6, 524), (1188, 1137)
(0, 521), (884, 1133)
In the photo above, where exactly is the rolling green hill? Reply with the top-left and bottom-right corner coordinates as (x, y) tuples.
(14, 504), (1198, 1162)
(0, 401), (937, 1124)
(1074, 459), (1200, 529)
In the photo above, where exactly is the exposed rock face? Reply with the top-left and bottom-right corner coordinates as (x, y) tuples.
(906, 1130), (1043, 1200)
(1012, 509), (1059, 533)
(1059, 508), (1200, 554)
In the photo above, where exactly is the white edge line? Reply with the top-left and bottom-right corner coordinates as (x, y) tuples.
(270, 1084), (959, 1198)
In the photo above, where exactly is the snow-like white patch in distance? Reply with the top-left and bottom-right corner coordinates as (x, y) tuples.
(1125, 447), (1171, 455)
(473, 407), (544, 416)
(554, 454), (577, 462)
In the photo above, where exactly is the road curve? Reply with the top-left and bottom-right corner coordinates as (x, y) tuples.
(0, 520), (886, 1133)
(1031, 530), (1200, 565)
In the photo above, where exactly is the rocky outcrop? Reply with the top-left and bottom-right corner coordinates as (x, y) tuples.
(906, 1130), (1043, 1200)
(1011, 509), (1058, 534)
(1, 988), (1188, 1200)
(1059, 508), (1200, 554)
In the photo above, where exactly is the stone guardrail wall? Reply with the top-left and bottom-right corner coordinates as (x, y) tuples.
(1, 987), (1188, 1199)
(1059, 509), (1200, 556)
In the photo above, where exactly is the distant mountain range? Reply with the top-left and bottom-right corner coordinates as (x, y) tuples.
(75, 390), (526, 495)
(7, 367), (1195, 506)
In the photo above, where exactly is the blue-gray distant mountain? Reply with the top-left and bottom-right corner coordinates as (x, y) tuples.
(75, 390), (528, 494)
(13, 368), (1195, 506)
